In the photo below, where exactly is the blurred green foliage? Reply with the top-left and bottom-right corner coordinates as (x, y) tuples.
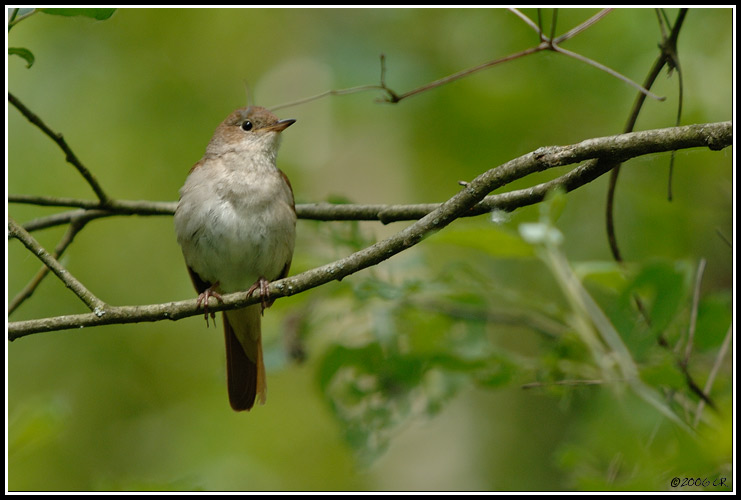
(7, 8), (732, 492)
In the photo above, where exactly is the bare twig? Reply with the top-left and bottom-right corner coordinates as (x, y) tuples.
(270, 54), (399, 111)
(510, 7), (541, 33)
(8, 92), (110, 203)
(386, 45), (543, 103)
(552, 9), (613, 44)
(269, 84), (386, 112)
(551, 45), (665, 101)
(8, 199), (177, 234)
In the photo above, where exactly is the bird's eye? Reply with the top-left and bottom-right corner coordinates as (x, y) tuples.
(241, 120), (253, 131)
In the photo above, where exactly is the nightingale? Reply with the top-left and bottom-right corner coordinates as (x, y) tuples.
(174, 106), (297, 411)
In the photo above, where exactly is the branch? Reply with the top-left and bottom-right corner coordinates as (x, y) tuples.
(8, 122), (732, 339)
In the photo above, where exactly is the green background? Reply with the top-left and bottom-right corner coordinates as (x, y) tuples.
(7, 8), (733, 491)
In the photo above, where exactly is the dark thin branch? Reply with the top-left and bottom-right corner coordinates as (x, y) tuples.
(8, 92), (110, 204)
(607, 8), (689, 263)
(8, 122), (732, 339)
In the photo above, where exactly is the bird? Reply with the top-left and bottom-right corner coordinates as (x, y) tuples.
(174, 106), (296, 411)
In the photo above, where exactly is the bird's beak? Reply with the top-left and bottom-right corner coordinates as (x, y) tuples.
(266, 118), (296, 133)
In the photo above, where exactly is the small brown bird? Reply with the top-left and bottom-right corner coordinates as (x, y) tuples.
(174, 106), (296, 411)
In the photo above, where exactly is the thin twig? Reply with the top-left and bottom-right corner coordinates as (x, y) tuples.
(391, 45), (544, 102)
(693, 323), (732, 427)
(270, 54), (399, 111)
(269, 84), (386, 112)
(9, 199), (177, 234)
(553, 9), (613, 44)
(552, 45), (665, 101)
(8, 92), (110, 204)
(509, 8), (541, 34)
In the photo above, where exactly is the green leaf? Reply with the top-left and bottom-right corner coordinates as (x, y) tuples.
(8, 47), (35, 68)
(38, 8), (116, 20)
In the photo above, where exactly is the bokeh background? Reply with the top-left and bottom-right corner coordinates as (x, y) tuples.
(7, 8), (733, 491)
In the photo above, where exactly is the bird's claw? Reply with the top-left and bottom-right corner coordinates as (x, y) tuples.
(246, 276), (274, 315)
(196, 284), (223, 327)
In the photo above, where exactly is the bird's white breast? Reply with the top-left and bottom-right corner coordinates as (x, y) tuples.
(174, 153), (296, 293)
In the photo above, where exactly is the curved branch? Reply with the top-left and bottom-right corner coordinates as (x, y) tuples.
(7, 121), (732, 339)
